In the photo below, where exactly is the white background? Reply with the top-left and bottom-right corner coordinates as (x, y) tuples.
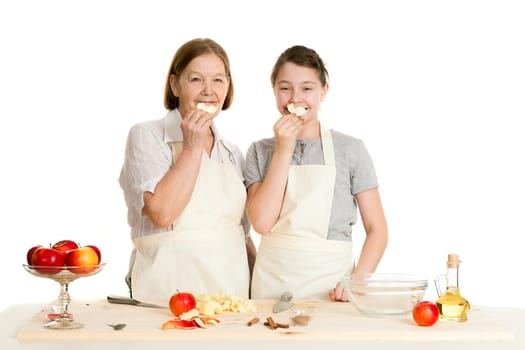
(1, 0), (524, 312)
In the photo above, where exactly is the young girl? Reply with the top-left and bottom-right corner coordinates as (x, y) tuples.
(245, 45), (388, 301)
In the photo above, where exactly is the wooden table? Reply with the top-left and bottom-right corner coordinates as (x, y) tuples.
(2, 299), (524, 349)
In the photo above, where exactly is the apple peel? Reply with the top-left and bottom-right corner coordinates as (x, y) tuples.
(200, 316), (221, 325)
(162, 319), (199, 330)
(179, 308), (199, 320)
(48, 313), (73, 321)
(161, 316), (221, 330)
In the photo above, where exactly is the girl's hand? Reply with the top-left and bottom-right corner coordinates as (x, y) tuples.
(328, 282), (349, 302)
(180, 109), (214, 152)
(273, 113), (303, 153)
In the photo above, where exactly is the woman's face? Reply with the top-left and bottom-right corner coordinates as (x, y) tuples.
(273, 62), (327, 122)
(170, 53), (229, 118)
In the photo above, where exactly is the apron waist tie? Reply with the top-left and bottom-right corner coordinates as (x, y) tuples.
(261, 233), (352, 253)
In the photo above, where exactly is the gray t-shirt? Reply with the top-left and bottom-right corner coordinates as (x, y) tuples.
(244, 129), (378, 241)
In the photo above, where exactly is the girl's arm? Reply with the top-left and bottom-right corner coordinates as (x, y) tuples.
(246, 115), (303, 233)
(329, 187), (388, 301)
(353, 188), (388, 274)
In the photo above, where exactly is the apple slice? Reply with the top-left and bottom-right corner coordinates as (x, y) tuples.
(196, 103), (218, 114)
(287, 103), (307, 117)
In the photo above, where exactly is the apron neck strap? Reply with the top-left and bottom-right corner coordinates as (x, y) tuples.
(170, 142), (183, 163)
(320, 125), (335, 167)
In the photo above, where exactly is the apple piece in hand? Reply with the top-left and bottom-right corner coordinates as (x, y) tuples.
(286, 103), (307, 117)
(196, 102), (217, 114)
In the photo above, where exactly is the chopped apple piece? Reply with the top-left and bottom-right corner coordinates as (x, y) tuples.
(196, 103), (218, 114)
(287, 103), (307, 117)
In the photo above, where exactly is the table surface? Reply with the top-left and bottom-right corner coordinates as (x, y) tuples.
(2, 299), (525, 350)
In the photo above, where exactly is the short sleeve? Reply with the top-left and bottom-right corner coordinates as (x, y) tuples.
(349, 138), (378, 195)
(243, 142), (264, 188)
(119, 123), (172, 215)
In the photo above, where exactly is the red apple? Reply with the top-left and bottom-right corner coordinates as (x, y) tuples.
(84, 245), (101, 263)
(169, 291), (196, 316)
(52, 240), (79, 255)
(65, 247), (99, 274)
(412, 301), (439, 326)
(31, 247), (65, 275)
(26, 245), (43, 264)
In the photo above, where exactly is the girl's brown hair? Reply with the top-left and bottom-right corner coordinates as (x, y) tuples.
(270, 45), (329, 87)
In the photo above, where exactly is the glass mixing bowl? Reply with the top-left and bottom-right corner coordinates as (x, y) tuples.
(344, 273), (428, 316)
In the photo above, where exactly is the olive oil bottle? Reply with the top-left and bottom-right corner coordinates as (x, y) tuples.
(434, 254), (470, 322)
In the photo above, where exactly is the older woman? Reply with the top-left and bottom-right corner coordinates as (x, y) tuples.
(119, 38), (255, 303)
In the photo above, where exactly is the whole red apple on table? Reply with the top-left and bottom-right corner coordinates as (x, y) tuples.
(31, 247), (65, 275)
(52, 240), (79, 255)
(412, 301), (439, 326)
(169, 291), (197, 316)
(65, 246), (100, 274)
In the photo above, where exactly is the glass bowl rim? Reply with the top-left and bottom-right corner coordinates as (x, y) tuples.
(344, 273), (428, 286)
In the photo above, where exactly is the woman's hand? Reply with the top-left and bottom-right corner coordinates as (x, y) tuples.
(273, 114), (303, 153)
(180, 109), (214, 152)
(328, 281), (349, 302)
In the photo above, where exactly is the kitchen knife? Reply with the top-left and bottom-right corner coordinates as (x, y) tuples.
(107, 295), (168, 309)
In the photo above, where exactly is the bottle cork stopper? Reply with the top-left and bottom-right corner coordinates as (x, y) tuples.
(447, 254), (460, 267)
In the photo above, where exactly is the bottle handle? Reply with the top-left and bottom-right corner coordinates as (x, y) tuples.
(434, 274), (447, 297)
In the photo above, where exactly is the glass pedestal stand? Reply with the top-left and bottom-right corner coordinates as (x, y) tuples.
(23, 263), (105, 329)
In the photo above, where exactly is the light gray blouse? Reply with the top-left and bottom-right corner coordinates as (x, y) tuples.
(244, 129), (379, 241)
(119, 109), (249, 239)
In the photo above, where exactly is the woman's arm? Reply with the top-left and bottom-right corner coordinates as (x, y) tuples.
(143, 109), (214, 228)
(142, 147), (203, 227)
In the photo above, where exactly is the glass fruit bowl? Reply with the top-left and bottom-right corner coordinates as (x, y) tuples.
(344, 273), (428, 316)
(23, 263), (105, 329)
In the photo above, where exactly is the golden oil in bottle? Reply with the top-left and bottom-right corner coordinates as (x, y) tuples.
(435, 254), (470, 322)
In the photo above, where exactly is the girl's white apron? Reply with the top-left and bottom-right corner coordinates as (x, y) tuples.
(130, 142), (249, 304)
(251, 125), (354, 300)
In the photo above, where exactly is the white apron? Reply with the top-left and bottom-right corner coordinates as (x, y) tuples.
(251, 125), (354, 300)
(130, 142), (249, 305)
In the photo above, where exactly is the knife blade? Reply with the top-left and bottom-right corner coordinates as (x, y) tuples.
(107, 295), (168, 309)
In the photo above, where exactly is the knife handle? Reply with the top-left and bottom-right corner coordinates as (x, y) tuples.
(107, 295), (138, 305)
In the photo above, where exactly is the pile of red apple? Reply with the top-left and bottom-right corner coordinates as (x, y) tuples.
(26, 240), (102, 275)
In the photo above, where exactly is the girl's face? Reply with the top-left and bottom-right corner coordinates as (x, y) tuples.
(170, 53), (229, 118)
(273, 62), (328, 122)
